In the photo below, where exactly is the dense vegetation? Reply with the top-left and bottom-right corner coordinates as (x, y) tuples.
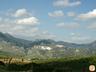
(0, 56), (96, 72)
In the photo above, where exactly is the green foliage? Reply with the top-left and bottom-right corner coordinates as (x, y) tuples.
(0, 56), (96, 72)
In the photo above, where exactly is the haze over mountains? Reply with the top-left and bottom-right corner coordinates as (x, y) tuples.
(0, 32), (96, 48)
(0, 32), (96, 59)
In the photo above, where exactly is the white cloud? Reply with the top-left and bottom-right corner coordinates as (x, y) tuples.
(71, 36), (91, 43)
(0, 17), (2, 21)
(57, 22), (80, 29)
(13, 8), (30, 17)
(67, 12), (76, 17)
(48, 10), (64, 17)
(12, 27), (39, 35)
(36, 34), (56, 40)
(70, 33), (81, 36)
(78, 9), (96, 19)
(16, 17), (39, 25)
(0, 9), (57, 40)
(12, 26), (25, 31)
(70, 33), (89, 42)
(42, 31), (49, 34)
(88, 23), (96, 29)
(11, 26), (29, 33)
(63, 35), (92, 44)
(0, 17), (56, 40)
(0, 18), (16, 33)
(67, 33), (93, 43)
(27, 27), (39, 33)
(0, 24), (39, 39)
(53, 0), (81, 7)
(31, 31), (56, 40)
(0, 17), (39, 37)
(70, 33), (76, 36)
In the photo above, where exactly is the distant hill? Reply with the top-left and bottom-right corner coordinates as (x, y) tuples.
(0, 32), (96, 49)
(0, 32), (32, 48)
(0, 32), (96, 59)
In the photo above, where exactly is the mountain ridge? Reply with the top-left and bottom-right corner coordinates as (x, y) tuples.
(0, 32), (96, 49)
(0, 32), (96, 59)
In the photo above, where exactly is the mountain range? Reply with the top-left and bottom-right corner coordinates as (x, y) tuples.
(0, 32), (96, 59)
(0, 32), (96, 48)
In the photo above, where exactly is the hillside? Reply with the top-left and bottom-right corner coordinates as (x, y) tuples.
(0, 32), (96, 59)
(0, 56), (96, 72)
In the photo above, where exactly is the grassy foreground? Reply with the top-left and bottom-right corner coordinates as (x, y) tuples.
(0, 56), (96, 72)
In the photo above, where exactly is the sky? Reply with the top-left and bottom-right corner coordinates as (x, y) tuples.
(0, 0), (96, 44)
